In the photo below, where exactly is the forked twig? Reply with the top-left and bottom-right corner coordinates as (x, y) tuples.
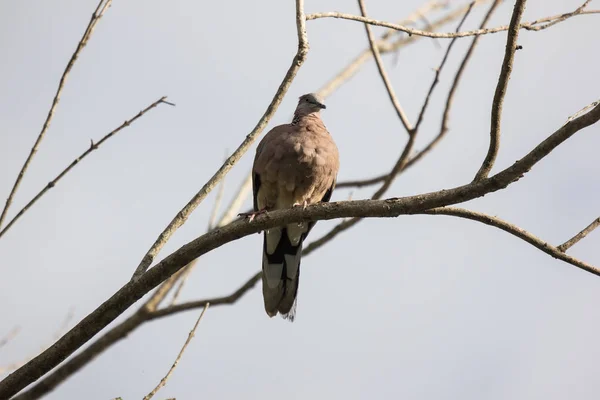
(0, 97), (171, 239)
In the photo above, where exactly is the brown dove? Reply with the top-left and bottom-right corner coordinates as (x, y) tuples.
(250, 93), (340, 321)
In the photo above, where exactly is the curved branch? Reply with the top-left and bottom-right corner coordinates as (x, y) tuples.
(1, 98), (598, 400)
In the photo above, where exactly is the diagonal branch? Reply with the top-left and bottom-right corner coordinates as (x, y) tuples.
(473, 0), (527, 181)
(557, 217), (600, 252)
(0, 0), (112, 229)
(414, 1), (476, 132)
(130, 0), (310, 280)
(11, 158), (255, 400)
(2, 98), (598, 400)
(357, 0), (413, 134)
(0, 97), (171, 240)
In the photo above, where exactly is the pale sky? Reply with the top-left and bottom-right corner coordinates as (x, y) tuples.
(1, 0), (599, 399)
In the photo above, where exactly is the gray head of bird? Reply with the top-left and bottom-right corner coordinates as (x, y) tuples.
(295, 93), (326, 117)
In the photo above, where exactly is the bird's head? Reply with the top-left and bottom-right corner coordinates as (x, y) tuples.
(295, 93), (326, 117)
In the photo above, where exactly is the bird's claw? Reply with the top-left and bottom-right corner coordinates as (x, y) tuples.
(239, 209), (267, 222)
(293, 201), (308, 210)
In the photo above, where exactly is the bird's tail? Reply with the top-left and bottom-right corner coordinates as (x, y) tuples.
(262, 223), (308, 322)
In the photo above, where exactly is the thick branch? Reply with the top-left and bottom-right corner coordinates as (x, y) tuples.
(0, 97), (170, 239)
(11, 149), (256, 400)
(2, 98), (598, 400)
(473, 0), (527, 181)
(130, 0), (310, 280)
(0, 0), (112, 229)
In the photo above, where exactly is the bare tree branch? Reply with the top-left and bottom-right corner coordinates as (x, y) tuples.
(525, 0), (593, 31)
(207, 166), (227, 231)
(335, 1), (502, 190)
(0, 97), (171, 240)
(150, 275), (261, 320)
(306, 5), (597, 39)
(143, 303), (209, 400)
(357, 0), (413, 134)
(414, 1), (475, 131)
(130, 0), (310, 281)
(473, 0), (527, 181)
(419, 207), (595, 270)
(0, 0), (112, 229)
(557, 217), (600, 252)
(2, 97), (598, 400)
(11, 161), (255, 400)
(317, 0), (482, 99)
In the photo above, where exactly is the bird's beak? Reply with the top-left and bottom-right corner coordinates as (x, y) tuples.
(318, 102), (327, 109)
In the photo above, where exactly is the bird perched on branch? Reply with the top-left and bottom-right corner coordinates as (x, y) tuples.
(249, 93), (340, 321)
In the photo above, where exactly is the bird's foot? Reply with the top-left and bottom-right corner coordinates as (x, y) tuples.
(293, 200), (308, 210)
(239, 208), (267, 222)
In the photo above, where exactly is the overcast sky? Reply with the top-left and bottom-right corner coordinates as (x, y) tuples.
(1, 0), (599, 399)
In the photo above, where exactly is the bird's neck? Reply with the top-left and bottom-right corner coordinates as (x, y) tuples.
(291, 111), (321, 126)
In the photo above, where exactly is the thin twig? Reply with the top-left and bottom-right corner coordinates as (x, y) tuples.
(370, 3), (476, 200)
(524, 0), (593, 31)
(130, 0), (310, 281)
(151, 276), (260, 320)
(217, 173), (253, 228)
(306, 7), (598, 39)
(168, 261), (198, 306)
(335, 1), (501, 190)
(357, 0), (413, 135)
(143, 303), (209, 400)
(170, 172), (254, 306)
(0, 0), (112, 229)
(414, 2), (475, 132)
(411, 0), (502, 176)
(207, 172), (226, 230)
(473, 0), (528, 181)
(0, 327), (21, 350)
(557, 217), (600, 252)
(0, 97), (170, 240)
